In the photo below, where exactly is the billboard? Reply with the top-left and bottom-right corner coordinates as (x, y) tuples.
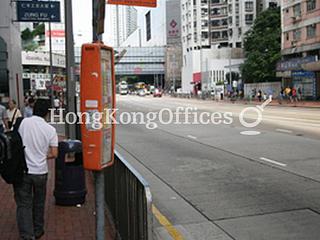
(166, 0), (181, 45)
(107, 0), (156, 7)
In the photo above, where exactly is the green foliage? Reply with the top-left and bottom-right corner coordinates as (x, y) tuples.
(225, 71), (240, 82)
(240, 7), (281, 83)
(21, 28), (33, 41)
(32, 23), (45, 37)
(21, 24), (45, 51)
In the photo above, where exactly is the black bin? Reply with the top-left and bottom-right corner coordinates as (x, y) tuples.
(54, 140), (87, 206)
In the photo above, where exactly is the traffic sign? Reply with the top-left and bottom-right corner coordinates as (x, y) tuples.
(17, 1), (61, 22)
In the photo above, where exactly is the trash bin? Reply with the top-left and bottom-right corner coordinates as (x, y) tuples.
(54, 140), (87, 206)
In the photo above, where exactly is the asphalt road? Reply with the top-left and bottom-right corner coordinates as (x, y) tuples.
(115, 95), (320, 240)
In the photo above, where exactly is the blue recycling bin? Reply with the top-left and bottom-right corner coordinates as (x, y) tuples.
(54, 140), (87, 206)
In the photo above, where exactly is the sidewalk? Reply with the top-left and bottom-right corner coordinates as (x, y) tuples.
(169, 95), (320, 108)
(0, 160), (115, 240)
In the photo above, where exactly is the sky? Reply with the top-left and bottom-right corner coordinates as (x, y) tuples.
(71, 0), (166, 48)
(72, 0), (93, 46)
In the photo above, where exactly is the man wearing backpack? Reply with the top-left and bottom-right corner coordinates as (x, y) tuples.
(14, 99), (58, 240)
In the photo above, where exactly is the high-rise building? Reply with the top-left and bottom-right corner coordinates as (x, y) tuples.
(105, 5), (138, 47)
(180, 0), (281, 94)
(181, 0), (257, 93)
(0, 1), (23, 104)
(276, 0), (320, 100)
(257, 0), (280, 12)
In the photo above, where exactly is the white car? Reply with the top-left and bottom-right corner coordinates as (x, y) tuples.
(138, 89), (146, 97)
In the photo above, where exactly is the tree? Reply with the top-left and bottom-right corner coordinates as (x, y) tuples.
(240, 7), (281, 83)
(225, 71), (240, 82)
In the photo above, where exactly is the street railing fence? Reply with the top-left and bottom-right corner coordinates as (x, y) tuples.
(104, 150), (153, 240)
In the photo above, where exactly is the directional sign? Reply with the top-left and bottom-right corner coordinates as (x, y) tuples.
(17, 1), (61, 22)
(107, 0), (157, 8)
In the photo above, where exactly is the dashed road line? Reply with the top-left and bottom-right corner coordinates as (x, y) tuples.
(276, 128), (293, 134)
(259, 157), (287, 167)
(187, 135), (197, 139)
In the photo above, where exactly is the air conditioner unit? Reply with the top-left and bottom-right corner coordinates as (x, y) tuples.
(291, 41), (297, 47)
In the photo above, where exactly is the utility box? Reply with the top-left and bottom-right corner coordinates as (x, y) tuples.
(54, 140), (87, 206)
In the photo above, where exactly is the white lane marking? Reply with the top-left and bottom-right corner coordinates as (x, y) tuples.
(259, 157), (287, 167)
(276, 128), (293, 134)
(187, 135), (197, 139)
(240, 130), (261, 136)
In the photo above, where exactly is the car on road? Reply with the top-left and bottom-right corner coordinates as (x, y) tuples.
(137, 89), (147, 97)
(153, 88), (162, 97)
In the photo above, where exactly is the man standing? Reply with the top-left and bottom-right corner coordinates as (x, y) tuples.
(0, 98), (9, 133)
(24, 98), (35, 118)
(14, 99), (58, 240)
(7, 99), (22, 130)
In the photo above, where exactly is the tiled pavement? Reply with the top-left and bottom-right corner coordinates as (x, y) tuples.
(0, 160), (115, 240)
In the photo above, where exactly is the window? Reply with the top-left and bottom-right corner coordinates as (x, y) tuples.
(307, 0), (316, 11)
(245, 1), (254, 12)
(293, 29), (301, 40)
(307, 25), (316, 38)
(293, 4), (301, 17)
(145, 11), (151, 41)
(245, 14), (254, 25)
(286, 32), (289, 41)
(236, 16), (239, 26)
(229, 16), (233, 25)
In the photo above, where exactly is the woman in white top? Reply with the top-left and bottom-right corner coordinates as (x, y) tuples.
(7, 99), (22, 130)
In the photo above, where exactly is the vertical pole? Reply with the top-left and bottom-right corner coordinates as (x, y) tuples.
(139, 28), (142, 47)
(116, 5), (120, 47)
(229, 46), (232, 92)
(65, 0), (76, 139)
(49, 21), (54, 108)
(92, 1), (105, 240)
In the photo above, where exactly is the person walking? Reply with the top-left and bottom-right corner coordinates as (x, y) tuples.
(0, 97), (9, 133)
(7, 99), (22, 130)
(297, 87), (302, 101)
(24, 98), (35, 118)
(14, 99), (58, 240)
(292, 87), (297, 103)
(257, 90), (262, 102)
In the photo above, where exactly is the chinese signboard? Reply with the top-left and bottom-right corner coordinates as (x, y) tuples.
(17, 1), (61, 22)
(276, 56), (317, 71)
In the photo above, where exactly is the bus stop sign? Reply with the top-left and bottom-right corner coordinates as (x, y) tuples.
(17, 1), (61, 22)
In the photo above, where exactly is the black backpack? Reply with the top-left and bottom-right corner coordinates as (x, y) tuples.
(0, 118), (28, 184)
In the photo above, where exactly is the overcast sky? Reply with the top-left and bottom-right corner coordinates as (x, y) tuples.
(72, 0), (93, 46)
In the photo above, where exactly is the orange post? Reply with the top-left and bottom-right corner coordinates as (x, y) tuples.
(80, 42), (116, 171)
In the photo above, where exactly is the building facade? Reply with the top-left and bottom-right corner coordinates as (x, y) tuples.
(0, 1), (23, 105)
(277, 0), (320, 99)
(166, 0), (183, 91)
(180, 0), (259, 93)
(105, 5), (138, 47)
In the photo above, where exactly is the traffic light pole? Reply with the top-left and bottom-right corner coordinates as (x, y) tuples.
(64, 0), (76, 139)
(92, 1), (105, 240)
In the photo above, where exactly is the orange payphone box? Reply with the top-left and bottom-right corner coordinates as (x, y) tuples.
(80, 43), (116, 170)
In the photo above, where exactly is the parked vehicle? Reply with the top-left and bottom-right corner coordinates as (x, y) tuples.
(153, 88), (162, 97)
(138, 89), (146, 97)
(119, 81), (128, 95)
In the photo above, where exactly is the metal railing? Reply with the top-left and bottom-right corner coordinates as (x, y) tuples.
(104, 150), (153, 240)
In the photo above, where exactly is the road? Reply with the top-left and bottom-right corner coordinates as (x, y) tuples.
(115, 95), (320, 240)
